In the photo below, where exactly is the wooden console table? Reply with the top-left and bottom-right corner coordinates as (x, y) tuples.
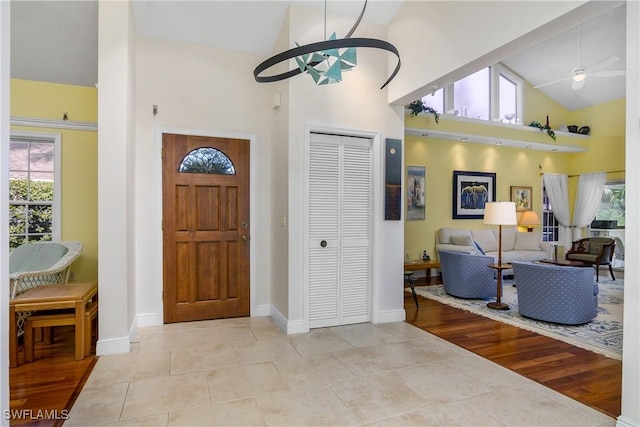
(9, 282), (98, 368)
(403, 260), (441, 278)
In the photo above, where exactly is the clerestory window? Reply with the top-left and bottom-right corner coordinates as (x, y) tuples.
(419, 64), (524, 124)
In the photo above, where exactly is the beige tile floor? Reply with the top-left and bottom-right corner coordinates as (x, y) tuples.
(67, 318), (616, 426)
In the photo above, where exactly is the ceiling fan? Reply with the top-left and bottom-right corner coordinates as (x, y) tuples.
(533, 26), (625, 91)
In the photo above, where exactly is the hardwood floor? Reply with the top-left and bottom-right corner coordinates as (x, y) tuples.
(9, 327), (97, 427)
(404, 287), (622, 419)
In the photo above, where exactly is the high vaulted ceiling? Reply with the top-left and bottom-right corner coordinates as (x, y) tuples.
(10, 1), (626, 111)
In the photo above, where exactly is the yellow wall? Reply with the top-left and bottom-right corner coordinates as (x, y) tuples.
(10, 79), (98, 283)
(404, 92), (625, 261)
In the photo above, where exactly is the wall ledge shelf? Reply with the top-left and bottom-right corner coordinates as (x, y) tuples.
(405, 112), (588, 153)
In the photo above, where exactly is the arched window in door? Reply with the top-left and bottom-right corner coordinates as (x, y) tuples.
(178, 147), (236, 175)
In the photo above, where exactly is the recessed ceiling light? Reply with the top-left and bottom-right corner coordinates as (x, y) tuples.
(460, 137), (468, 141)
(495, 142), (502, 145)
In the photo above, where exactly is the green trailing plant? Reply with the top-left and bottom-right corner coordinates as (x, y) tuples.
(407, 100), (439, 124)
(529, 120), (556, 142)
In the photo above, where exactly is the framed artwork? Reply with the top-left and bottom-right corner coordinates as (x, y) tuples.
(452, 170), (496, 219)
(407, 166), (426, 220)
(384, 138), (402, 220)
(511, 186), (533, 211)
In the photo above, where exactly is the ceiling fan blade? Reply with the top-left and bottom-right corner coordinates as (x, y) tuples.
(532, 76), (571, 89)
(588, 69), (626, 78)
(572, 79), (585, 91)
(589, 56), (619, 71)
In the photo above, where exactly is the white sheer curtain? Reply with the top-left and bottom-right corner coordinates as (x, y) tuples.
(543, 173), (572, 249)
(573, 172), (607, 240)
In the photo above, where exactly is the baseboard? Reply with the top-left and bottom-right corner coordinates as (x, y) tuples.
(96, 336), (131, 356)
(269, 305), (288, 333)
(254, 303), (270, 317)
(286, 319), (307, 334)
(268, 305), (308, 334)
(372, 309), (406, 324)
(136, 312), (162, 328)
(615, 415), (638, 427)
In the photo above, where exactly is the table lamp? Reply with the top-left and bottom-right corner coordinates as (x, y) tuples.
(518, 210), (541, 232)
(483, 201), (517, 310)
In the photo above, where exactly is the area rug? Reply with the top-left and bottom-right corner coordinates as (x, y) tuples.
(412, 279), (623, 360)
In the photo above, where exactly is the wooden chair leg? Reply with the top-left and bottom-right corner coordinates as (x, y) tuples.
(24, 318), (35, 363)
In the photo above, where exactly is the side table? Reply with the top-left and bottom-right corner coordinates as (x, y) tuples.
(403, 260), (441, 283)
(9, 282), (98, 368)
(487, 263), (512, 310)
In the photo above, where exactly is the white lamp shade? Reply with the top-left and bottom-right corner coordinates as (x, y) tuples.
(518, 210), (541, 226)
(483, 202), (517, 225)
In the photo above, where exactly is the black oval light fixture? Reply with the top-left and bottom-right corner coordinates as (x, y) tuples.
(253, 0), (401, 89)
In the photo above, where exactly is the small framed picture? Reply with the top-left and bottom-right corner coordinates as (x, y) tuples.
(511, 186), (533, 211)
(407, 166), (426, 221)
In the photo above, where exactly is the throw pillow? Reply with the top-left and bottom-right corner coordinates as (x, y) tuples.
(451, 235), (474, 247)
(514, 230), (542, 251)
(471, 229), (498, 252)
(474, 241), (485, 255)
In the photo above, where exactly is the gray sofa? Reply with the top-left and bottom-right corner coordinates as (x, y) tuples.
(436, 226), (552, 274)
(512, 262), (598, 325)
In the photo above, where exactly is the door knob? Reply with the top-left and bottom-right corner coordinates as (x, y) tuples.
(242, 235), (248, 241)
(241, 221), (248, 228)
(320, 240), (327, 247)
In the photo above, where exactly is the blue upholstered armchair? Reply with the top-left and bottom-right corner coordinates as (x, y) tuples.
(438, 250), (496, 299)
(512, 262), (598, 325)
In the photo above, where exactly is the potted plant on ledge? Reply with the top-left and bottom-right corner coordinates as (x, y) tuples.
(407, 100), (440, 124)
(529, 120), (556, 142)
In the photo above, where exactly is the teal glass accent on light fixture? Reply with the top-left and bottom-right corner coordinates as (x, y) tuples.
(294, 33), (357, 85)
(253, 0), (401, 90)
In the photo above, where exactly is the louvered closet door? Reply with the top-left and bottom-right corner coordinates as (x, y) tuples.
(308, 133), (372, 328)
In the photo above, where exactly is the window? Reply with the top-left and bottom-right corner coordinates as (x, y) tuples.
(541, 186), (559, 243)
(454, 68), (490, 120)
(9, 133), (61, 249)
(594, 181), (625, 227)
(178, 147), (235, 174)
(419, 64), (524, 123)
(420, 88), (444, 113)
(492, 64), (524, 124)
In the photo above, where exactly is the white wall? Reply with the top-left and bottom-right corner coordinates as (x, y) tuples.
(0, 1), (9, 422)
(284, 6), (406, 331)
(133, 37), (274, 325)
(96, 0), (135, 355)
(621, 2), (640, 426)
(270, 12), (292, 320)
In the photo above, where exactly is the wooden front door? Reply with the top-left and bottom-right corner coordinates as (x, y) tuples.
(162, 133), (250, 323)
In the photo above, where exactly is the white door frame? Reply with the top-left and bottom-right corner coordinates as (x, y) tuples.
(303, 125), (381, 331)
(149, 126), (258, 326)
